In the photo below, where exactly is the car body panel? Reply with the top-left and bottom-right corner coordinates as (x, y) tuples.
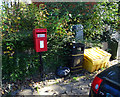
(89, 63), (120, 97)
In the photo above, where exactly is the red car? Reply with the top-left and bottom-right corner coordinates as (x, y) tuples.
(89, 63), (120, 97)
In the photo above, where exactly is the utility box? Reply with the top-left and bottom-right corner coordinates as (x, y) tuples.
(33, 28), (47, 52)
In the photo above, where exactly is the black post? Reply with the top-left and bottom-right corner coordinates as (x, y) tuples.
(39, 52), (43, 79)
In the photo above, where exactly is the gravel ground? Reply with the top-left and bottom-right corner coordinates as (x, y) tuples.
(1, 60), (118, 96)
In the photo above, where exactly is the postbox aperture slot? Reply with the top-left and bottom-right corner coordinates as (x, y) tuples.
(37, 34), (45, 38)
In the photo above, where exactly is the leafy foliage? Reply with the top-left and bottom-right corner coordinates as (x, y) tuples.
(83, 2), (119, 41)
(2, 2), (40, 81)
(34, 4), (75, 72)
(1, 2), (74, 81)
(45, 2), (119, 42)
(1, 2), (119, 81)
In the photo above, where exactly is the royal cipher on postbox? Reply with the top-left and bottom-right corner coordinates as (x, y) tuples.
(33, 29), (47, 52)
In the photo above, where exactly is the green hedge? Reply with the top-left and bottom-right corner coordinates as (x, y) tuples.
(1, 2), (74, 81)
(2, 2), (119, 81)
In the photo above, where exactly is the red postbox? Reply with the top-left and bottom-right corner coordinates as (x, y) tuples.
(33, 28), (47, 52)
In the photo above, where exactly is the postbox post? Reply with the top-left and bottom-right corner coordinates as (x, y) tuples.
(39, 52), (43, 79)
(33, 28), (47, 80)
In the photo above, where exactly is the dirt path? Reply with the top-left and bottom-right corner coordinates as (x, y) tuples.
(2, 60), (118, 96)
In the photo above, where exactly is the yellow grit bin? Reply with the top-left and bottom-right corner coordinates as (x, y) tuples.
(83, 47), (111, 72)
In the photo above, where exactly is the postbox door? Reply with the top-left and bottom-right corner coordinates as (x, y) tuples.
(36, 39), (47, 52)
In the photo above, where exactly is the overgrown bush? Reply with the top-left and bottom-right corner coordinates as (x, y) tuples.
(34, 4), (75, 72)
(2, 2), (119, 81)
(2, 2), (40, 81)
(1, 2), (74, 81)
